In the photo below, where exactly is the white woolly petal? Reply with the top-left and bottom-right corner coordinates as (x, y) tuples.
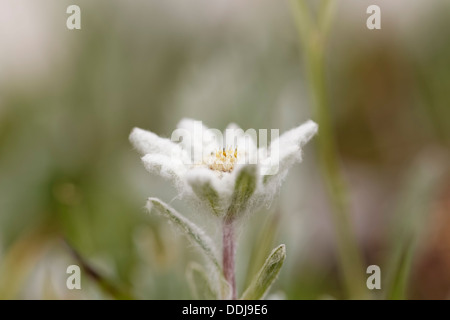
(237, 135), (258, 165)
(275, 120), (318, 149)
(141, 154), (187, 186)
(129, 127), (189, 163)
(177, 118), (206, 133)
(257, 120), (318, 206)
(176, 118), (220, 163)
(226, 122), (242, 132)
(262, 120), (318, 175)
(186, 168), (231, 196)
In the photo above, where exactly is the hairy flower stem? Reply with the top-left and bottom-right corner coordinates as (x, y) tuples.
(222, 218), (237, 300)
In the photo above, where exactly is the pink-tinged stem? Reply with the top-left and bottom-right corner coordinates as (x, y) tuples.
(222, 218), (236, 300)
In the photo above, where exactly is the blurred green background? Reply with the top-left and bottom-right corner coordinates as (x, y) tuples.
(0, 0), (449, 299)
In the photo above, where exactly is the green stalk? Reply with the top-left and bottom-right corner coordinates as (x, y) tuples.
(291, 0), (366, 299)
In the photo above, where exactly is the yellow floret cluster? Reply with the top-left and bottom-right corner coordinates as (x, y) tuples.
(206, 147), (238, 173)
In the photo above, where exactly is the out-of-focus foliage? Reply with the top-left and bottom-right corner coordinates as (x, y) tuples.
(0, 0), (449, 299)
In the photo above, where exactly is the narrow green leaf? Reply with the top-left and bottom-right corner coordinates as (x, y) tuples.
(147, 198), (221, 272)
(226, 165), (257, 220)
(241, 244), (286, 300)
(188, 177), (222, 217)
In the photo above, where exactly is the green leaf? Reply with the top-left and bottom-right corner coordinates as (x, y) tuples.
(241, 244), (286, 300)
(186, 262), (231, 300)
(226, 165), (257, 220)
(147, 198), (221, 272)
(188, 176), (222, 217)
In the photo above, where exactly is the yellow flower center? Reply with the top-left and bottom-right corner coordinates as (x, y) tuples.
(206, 147), (238, 173)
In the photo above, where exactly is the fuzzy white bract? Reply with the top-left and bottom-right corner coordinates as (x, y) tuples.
(129, 119), (317, 219)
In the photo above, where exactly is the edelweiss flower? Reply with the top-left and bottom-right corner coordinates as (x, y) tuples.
(129, 118), (318, 220)
(130, 118), (317, 300)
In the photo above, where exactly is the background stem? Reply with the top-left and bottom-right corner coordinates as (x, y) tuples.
(291, 0), (366, 298)
(63, 239), (134, 300)
(222, 218), (237, 299)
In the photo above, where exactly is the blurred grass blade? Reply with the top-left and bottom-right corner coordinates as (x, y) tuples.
(385, 154), (446, 300)
(241, 244), (286, 300)
(63, 239), (133, 300)
(291, 0), (366, 298)
(0, 230), (49, 299)
(147, 198), (221, 272)
(186, 262), (230, 300)
(318, 0), (336, 38)
(385, 240), (414, 300)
